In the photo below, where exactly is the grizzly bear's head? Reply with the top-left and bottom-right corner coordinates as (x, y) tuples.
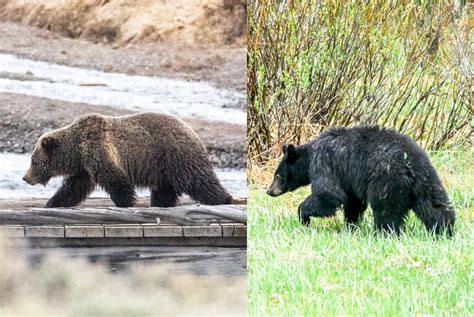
(266, 144), (311, 197)
(23, 135), (62, 186)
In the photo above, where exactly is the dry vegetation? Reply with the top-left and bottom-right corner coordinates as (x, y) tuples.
(0, 0), (246, 46)
(248, 0), (473, 169)
(0, 238), (246, 316)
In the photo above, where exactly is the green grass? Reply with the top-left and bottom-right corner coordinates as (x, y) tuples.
(248, 150), (474, 316)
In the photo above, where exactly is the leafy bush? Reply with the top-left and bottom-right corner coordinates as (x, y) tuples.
(248, 0), (472, 166)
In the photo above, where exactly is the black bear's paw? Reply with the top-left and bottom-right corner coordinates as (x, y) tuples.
(298, 201), (311, 226)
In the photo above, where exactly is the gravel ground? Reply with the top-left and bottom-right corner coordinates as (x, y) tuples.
(0, 22), (246, 92)
(0, 93), (246, 168)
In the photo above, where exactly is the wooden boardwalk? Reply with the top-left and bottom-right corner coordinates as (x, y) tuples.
(0, 197), (247, 248)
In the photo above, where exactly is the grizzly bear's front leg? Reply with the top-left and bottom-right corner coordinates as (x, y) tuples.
(95, 164), (136, 207)
(45, 172), (95, 208)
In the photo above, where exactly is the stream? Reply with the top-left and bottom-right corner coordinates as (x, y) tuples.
(0, 53), (246, 125)
(0, 153), (246, 199)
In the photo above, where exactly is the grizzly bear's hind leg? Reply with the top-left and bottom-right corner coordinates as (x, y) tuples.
(150, 187), (179, 207)
(45, 172), (95, 208)
(186, 174), (232, 205)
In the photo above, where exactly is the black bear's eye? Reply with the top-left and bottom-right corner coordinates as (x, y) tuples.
(276, 174), (282, 180)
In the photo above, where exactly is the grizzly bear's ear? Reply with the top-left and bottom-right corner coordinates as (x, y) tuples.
(41, 136), (59, 151)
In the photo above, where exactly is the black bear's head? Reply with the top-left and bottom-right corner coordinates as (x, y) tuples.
(267, 144), (310, 197)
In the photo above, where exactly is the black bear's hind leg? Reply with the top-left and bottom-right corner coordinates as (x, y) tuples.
(343, 196), (367, 229)
(151, 187), (179, 207)
(368, 179), (411, 236)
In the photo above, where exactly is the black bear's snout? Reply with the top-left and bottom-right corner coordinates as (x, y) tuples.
(267, 184), (284, 197)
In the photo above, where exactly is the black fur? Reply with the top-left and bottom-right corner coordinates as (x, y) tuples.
(267, 126), (455, 236)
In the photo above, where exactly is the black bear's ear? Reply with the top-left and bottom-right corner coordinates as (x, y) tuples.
(41, 136), (59, 151)
(286, 144), (297, 161)
(282, 144), (288, 155)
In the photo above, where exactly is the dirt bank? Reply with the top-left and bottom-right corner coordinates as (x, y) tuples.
(0, 0), (246, 47)
(0, 22), (245, 91)
(0, 93), (246, 168)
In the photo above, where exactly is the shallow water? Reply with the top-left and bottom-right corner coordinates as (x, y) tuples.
(0, 54), (246, 125)
(0, 153), (247, 199)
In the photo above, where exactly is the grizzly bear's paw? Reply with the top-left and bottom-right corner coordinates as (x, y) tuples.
(44, 198), (76, 208)
(111, 198), (135, 208)
(105, 184), (136, 208)
(44, 200), (57, 208)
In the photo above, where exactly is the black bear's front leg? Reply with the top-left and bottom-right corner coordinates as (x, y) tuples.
(45, 172), (95, 208)
(298, 192), (344, 226)
(96, 164), (136, 207)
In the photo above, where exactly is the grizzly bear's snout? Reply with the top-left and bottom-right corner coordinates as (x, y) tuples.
(22, 168), (35, 185)
(22, 174), (31, 184)
(23, 163), (51, 186)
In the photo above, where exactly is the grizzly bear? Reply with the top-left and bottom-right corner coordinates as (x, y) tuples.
(23, 113), (232, 208)
(267, 126), (455, 236)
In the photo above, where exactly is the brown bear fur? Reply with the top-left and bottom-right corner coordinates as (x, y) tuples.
(23, 113), (232, 208)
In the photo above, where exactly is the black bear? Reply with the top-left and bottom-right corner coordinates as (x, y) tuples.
(267, 125), (455, 235)
(23, 113), (232, 208)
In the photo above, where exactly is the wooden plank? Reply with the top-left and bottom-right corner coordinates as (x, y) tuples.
(0, 225), (25, 237)
(183, 224), (222, 237)
(0, 224), (245, 238)
(142, 224), (183, 237)
(222, 224), (235, 237)
(0, 205), (247, 226)
(25, 237), (247, 248)
(25, 226), (64, 238)
(233, 225), (247, 237)
(65, 225), (104, 238)
(231, 197), (247, 205)
(0, 196), (246, 210)
(104, 225), (143, 237)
